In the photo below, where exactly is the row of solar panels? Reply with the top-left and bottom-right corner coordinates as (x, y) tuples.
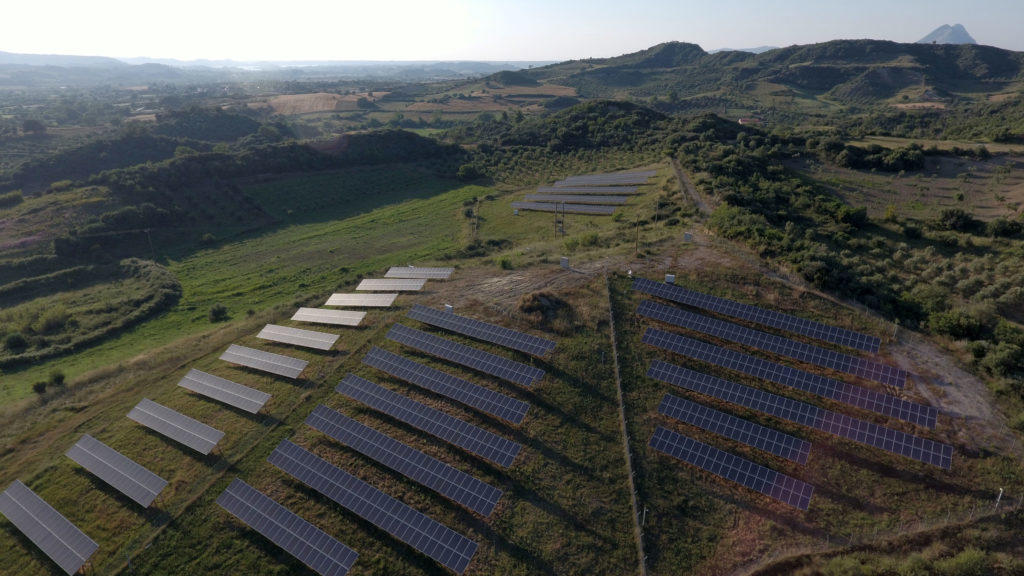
(213, 304), (556, 575)
(634, 277), (952, 512)
(0, 275), (398, 574)
(514, 169), (657, 216)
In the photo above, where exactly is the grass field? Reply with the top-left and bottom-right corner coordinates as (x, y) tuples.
(852, 135), (1024, 155)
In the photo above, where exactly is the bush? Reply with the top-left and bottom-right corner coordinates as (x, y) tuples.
(48, 370), (66, 387)
(986, 217), (1022, 238)
(932, 547), (991, 576)
(933, 208), (977, 232)
(208, 304), (229, 322)
(0, 191), (23, 208)
(4, 332), (27, 351)
(928, 309), (985, 340)
(32, 381), (46, 395)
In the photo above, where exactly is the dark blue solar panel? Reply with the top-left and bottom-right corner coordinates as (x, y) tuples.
(216, 478), (358, 576)
(407, 304), (556, 357)
(336, 374), (522, 468)
(649, 427), (814, 510)
(642, 328), (936, 428)
(648, 360), (953, 470)
(387, 324), (544, 386)
(306, 405), (502, 516)
(362, 346), (529, 424)
(658, 394), (810, 464)
(267, 440), (478, 574)
(638, 299), (907, 387)
(633, 277), (881, 352)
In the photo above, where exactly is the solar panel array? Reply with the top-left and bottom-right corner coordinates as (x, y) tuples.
(0, 480), (99, 576)
(65, 434), (168, 508)
(649, 427), (814, 510)
(258, 324), (339, 351)
(220, 344), (308, 379)
(648, 360), (953, 469)
(523, 194), (631, 205)
(658, 394), (811, 465)
(535, 186), (640, 195)
(336, 374), (522, 468)
(356, 278), (427, 292)
(407, 304), (556, 357)
(177, 368), (271, 414)
(362, 346), (529, 424)
(511, 202), (617, 215)
(643, 328), (936, 428)
(388, 324), (545, 386)
(127, 398), (225, 455)
(384, 266), (454, 280)
(325, 293), (398, 307)
(554, 171), (656, 186)
(638, 299), (907, 387)
(268, 440), (478, 574)
(306, 405), (502, 516)
(292, 308), (366, 327)
(216, 478), (358, 576)
(633, 277), (881, 353)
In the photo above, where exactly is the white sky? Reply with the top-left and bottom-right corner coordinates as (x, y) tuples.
(5, 0), (1023, 61)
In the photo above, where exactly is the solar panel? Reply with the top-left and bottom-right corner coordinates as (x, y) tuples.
(633, 277), (881, 353)
(356, 278), (426, 291)
(177, 368), (271, 414)
(65, 434), (168, 507)
(306, 405), (503, 516)
(387, 324), (545, 386)
(384, 266), (454, 280)
(0, 480), (99, 576)
(292, 308), (366, 327)
(638, 300), (907, 387)
(523, 194), (630, 205)
(325, 293), (398, 307)
(258, 324), (339, 351)
(336, 374), (522, 468)
(511, 202), (617, 215)
(220, 344), (308, 379)
(216, 478), (358, 576)
(407, 304), (556, 357)
(554, 171), (656, 186)
(658, 394), (811, 465)
(267, 440), (478, 574)
(648, 360), (954, 469)
(643, 328), (936, 428)
(362, 346), (529, 424)
(649, 427), (814, 510)
(127, 398), (225, 455)
(535, 186), (640, 195)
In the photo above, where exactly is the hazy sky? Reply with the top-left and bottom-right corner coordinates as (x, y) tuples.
(6, 0), (1023, 61)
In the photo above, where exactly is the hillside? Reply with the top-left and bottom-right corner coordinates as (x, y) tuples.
(523, 39), (1024, 107)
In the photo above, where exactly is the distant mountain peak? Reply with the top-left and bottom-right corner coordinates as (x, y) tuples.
(917, 24), (977, 45)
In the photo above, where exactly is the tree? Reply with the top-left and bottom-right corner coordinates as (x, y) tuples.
(22, 119), (46, 134)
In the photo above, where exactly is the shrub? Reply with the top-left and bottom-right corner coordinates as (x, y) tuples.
(4, 332), (27, 351)
(986, 217), (1022, 238)
(0, 191), (23, 208)
(932, 547), (991, 576)
(32, 381), (47, 395)
(208, 304), (229, 322)
(48, 370), (66, 387)
(933, 208), (977, 232)
(928, 309), (985, 340)
(498, 257), (514, 270)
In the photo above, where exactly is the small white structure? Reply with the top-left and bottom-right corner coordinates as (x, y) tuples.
(444, 304), (454, 313)
(665, 274), (676, 284)
(560, 257), (569, 269)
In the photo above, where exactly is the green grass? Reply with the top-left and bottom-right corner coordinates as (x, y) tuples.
(0, 169), (481, 402)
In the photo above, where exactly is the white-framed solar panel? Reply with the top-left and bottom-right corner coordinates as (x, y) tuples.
(291, 308), (366, 327)
(65, 434), (168, 507)
(356, 278), (427, 291)
(384, 266), (454, 280)
(0, 480), (99, 576)
(127, 398), (225, 455)
(535, 186), (640, 195)
(177, 368), (271, 414)
(220, 344), (308, 379)
(258, 324), (339, 351)
(324, 293), (398, 307)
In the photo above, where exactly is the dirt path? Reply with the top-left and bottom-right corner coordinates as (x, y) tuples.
(605, 274), (648, 576)
(672, 158), (711, 217)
